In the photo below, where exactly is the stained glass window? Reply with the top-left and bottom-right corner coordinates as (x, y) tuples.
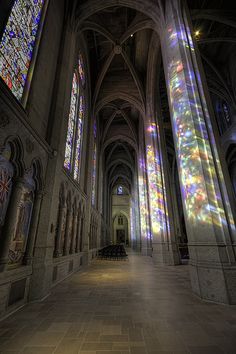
(91, 143), (97, 206)
(64, 54), (85, 183)
(64, 73), (79, 171)
(74, 95), (84, 180)
(117, 186), (123, 195)
(0, 0), (45, 102)
(91, 120), (97, 206)
(222, 101), (230, 123)
(78, 53), (85, 87)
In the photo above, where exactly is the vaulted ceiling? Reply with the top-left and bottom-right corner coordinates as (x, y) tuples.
(80, 6), (156, 195)
(77, 0), (236, 198)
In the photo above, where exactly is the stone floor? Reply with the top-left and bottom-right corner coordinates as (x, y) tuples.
(1, 253), (236, 354)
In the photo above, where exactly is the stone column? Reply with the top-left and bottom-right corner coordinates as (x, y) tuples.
(143, 119), (170, 264)
(75, 214), (81, 253)
(138, 123), (152, 256)
(54, 201), (67, 257)
(0, 179), (24, 271)
(63, 207), (73, 256)
(160, 0), (236, 303)
(91, 224), (93, 249)
(79, 217), (84, 252)
(138, 158), (152, 256)
(170, 168), (185, 253)
(23, 191), (44, 265)
(130, 169), (141, 251)
(91, 223), (94, 249)
(70, 211), (78, 254)
(93, 224), (96, 248)
(157, 104), (181, 265)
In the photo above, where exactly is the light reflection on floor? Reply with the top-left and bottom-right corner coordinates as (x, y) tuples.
(0, 252), (236, 353)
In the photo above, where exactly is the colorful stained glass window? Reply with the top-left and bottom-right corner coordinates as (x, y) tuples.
(91, 120), (97, 205)
(0, 0), (45, 102)
(78, 53), (85, 87)
(91, 143), (97, 206)
(117, 186), (123, 195)
(64, 55), (85, 183)
(74, 95), (84, 180)
(64, 73), (79, 171)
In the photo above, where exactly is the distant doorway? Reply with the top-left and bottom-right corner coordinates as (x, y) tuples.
(117, 229), (125, 244)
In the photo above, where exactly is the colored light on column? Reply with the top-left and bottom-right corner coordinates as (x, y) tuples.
(167, 24), (226, 228)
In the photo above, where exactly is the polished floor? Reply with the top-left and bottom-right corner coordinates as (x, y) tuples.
(1, 253), (236, 354)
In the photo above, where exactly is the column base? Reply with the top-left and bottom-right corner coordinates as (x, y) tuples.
(189, 262), (236, 304)
(152, 242), (180, 265)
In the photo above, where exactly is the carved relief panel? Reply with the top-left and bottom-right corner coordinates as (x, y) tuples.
(8, 170), (35, 265)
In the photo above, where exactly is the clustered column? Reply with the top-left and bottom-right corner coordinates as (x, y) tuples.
(160, 0), (236, 303)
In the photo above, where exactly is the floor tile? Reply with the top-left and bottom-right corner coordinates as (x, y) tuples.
(0, 253), (236, 354)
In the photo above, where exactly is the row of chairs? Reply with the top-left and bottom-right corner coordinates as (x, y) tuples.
(98, 245), (128, 260)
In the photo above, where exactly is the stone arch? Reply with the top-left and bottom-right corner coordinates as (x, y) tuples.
(75, 0), (161, 28)
(95, 93), (144, 117)
(102, 135), (138, 154)
(4, 136), (25, 178)
(30, 158), (44, 192)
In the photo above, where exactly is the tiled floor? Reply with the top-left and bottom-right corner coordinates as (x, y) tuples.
(1, 252), (236, 354)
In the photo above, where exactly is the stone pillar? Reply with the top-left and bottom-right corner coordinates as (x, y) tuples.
(79, 217), (84, 252)
(0, 179), (24, 271)
(131, 169), (141, 251)
(138, 158), (152, 256)
(145, 37), (180, 264)
(75, 214), (81, 253)
(156, 104), (181, 265)
(54, 201), (67, 257)
(170, 169), (185, 252)
(23, 191), (43, 265)
(138, 122), (152, 256)
(70, 210), (78, 254)
(63, 207), (73, 256)
(92, 224), (94, 249)
(160, 0), (236, 303)
(144, 117), (175, 264)
(94, 223), (97, 248)
(91, 224), (93, 249)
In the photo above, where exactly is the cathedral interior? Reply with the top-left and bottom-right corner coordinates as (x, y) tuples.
(0, 0), (236, 353)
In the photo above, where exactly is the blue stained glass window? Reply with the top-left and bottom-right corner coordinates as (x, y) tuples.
(91, 121), (97, 206)
(0, 0), (45, 102)
(64, 73), (79, 171)
(64, 54), (85, 183)
(74, 95), (84, 180)
(117, 186), (123, 195)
